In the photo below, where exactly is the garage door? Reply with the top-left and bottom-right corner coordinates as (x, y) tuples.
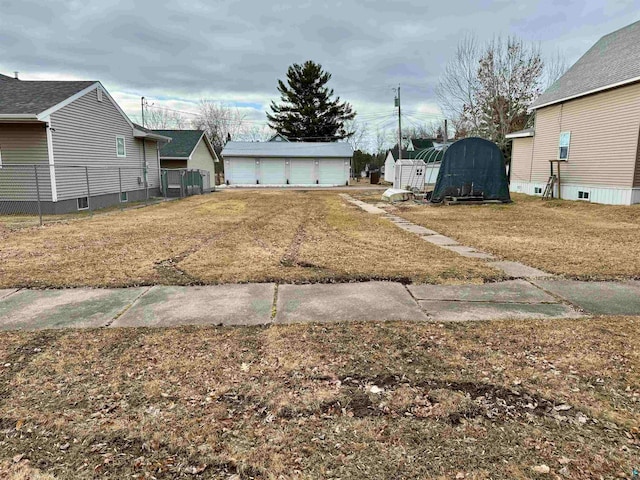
(318, 159), (346, 185)
(230, 159), (255, 185)
(260, 159), (286, 185)
(289, 159), (315, 185)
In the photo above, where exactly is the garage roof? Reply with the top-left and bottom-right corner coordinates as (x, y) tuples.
(222, 141), (353, 158)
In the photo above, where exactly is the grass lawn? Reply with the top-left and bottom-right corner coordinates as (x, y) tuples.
(354, 191), (640, 280)
(0, 190), (502, 288)
(0, 317), (637, 479)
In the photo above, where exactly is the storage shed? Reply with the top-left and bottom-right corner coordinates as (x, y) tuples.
(430, 137), (511, 203)
(221, 141), (353, 186)
(393, 159), (427, 191)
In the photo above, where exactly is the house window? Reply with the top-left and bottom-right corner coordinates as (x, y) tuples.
(97, 88), (103, 102)
(578, 190), (590, 200)
(120, 191), (128, 203)
(558, 132), (571, 160)
(77, 196), (89, 210)
(116, 136), (126, 157)
(534, 187), (543, 194)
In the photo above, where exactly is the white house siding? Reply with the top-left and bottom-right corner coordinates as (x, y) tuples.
(531, 82), (640, 189)
(50, 87), (160, 201)
(188, 137), (217, 174)
(0, 123), (53, 201)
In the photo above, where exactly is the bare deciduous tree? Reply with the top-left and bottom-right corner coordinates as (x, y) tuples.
(435, 34), (481, 135)
(343, 119), (367, 151)
(239, 124), (276, 142)
(436, 34), (565, 159)
(193, 100), (246, 149)
(143, 106), (187, 129)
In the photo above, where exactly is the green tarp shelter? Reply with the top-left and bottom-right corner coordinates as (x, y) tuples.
(430, 137), (511, 203)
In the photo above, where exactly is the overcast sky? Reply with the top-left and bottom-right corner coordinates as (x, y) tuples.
(1, 0), (638, 143)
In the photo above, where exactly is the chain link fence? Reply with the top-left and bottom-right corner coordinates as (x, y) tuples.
(0, 164), (154, 226)
(1, 164), (214, 226)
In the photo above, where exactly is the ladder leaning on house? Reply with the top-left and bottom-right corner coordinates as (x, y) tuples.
(542, 175), (557, 199)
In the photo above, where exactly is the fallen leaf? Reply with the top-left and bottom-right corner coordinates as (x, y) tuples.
(12, 454), (24, 463)
(187, 464), (207, 475)
(60, 443), (70, 451)
(532, 464), (550, 474)
(370, 385), (383, 394)
(554, 404), (572, 411)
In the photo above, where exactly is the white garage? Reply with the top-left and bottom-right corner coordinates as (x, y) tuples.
(221, 140), (353, 187)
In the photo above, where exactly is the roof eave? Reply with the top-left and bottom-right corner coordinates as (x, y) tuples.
(0, 114), (42, 123)
(133, 128), (173, 142)
(531, 75), (640, 110)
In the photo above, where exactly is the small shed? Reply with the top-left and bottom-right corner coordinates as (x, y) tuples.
(393, 159), (427, 191)
(431, 138), (511, 203)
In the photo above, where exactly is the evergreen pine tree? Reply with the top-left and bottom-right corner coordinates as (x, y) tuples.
(267, 61), (356, 142)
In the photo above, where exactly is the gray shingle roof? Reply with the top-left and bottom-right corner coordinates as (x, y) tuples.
(154, 130), (205, 158)
(0, 77), (96, 115)
(532, 20), (640, 109)
(221, 141), (353, 158)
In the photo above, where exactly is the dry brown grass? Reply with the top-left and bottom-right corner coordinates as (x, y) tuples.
(0, 190), (501, 288)
(0, 317), (637, 479)
(353, 191), (640, 279)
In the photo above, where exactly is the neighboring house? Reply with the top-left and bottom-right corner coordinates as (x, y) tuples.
(0, 74), (170, 213)
(221, 141), (353, 186)
(508, 19), (640, 205)
(153, 129), (218, 172)
(384, 138), (437, 183)
(268, 133), (289, 142)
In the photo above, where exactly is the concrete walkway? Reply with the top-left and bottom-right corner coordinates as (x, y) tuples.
(341, 194), (553, 279)
(1, 278), (639, 330)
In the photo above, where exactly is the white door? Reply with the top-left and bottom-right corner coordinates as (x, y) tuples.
(318, 159), (346, 185)
(260, 159), (286, 185)
(230, 159), (255, 185)
(289, 159), (315, 185)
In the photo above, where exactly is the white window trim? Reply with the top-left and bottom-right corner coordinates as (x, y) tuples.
(558, 131), (571, 161)
(97, 88), (103, 102)
(116, 136), (126, 157)
(120, 191), (128, 203)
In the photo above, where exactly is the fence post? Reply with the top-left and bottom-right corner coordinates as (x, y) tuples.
(85, 166), (92, 216)
(118, 167), (123, 211)
(34, 165), (43, 226)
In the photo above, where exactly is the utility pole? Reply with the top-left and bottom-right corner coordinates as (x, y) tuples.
(395, 85), (402, 160)
(443, 119), (448, 144)
(141, 97), (146, 128)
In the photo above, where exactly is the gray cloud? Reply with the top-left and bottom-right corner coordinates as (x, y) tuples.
(1, 0), (639, 127)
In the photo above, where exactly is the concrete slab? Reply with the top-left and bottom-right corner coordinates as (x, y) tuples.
(276, 282), (428, 323)
(408, 280), (557, 304)
(112, 284), (275, 328)
(441, 245), (496, 259)
(340, 194), (386, 214)
(0, 288), (146, 330)
(489, 261), (553, 278)
(0, 289), (18, 300)
(532, 280), (640, 315)
(395, 223), (438, 235)
(419, 234), (460, 246)
(418, 300), (582, 322)
(357, 202), (386, 214)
